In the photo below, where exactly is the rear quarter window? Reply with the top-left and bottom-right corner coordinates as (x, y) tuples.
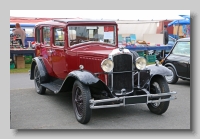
(172, 41), (190, 57)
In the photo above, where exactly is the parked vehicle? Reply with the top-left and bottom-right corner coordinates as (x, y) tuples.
(162, 37), (190, 84)
(29, 19), (177, 124)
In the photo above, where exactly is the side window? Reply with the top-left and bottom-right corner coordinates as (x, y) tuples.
(43, 27), (50, 45)
(35, 27), (41, 43)
(54, 28), (65, 46)
(69, 29), (76, 46)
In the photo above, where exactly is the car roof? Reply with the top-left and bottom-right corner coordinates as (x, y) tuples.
(35, 19), (117, 26)
(177, 37), (190, 41)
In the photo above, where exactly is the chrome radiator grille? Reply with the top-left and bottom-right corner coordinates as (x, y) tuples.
(112, 54), (133, 93)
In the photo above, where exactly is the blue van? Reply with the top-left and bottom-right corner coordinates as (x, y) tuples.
(10, 23), (35, 48)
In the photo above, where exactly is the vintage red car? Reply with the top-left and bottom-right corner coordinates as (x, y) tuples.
(29, 19), (177, 124)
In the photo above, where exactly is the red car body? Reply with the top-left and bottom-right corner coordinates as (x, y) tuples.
(34, 20), (117, 81)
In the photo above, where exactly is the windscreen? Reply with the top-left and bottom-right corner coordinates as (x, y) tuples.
(68, 25), (116, 47)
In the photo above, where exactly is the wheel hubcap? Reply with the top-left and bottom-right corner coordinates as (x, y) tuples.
(165, 69), (174, 82)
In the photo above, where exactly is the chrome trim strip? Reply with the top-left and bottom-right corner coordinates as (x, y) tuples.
(123, 96), (126, 106)
(90, 104), (124, 109)
(147, 97), (177, 103)
(90, 97), (123, 104)
(115, 91), (133, 95)
(137, 71), (140, 88)
(149, 92), (177, 97)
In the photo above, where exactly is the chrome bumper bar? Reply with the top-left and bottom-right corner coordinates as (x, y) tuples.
(89, 91), (177, 109)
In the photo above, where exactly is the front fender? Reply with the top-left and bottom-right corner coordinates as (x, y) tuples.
(59, 70), (114, 97)
(59, 70), (99, 92)
(67, 70), (99, 84)
(146, 64), (172, 78)
(135, 65), (172, 89)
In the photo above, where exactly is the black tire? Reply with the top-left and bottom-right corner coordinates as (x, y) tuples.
(147, 77), (170, 115)
(34, 65), (46, 94)
(72, 80), (92, 124)
(165, 66), (178, 84)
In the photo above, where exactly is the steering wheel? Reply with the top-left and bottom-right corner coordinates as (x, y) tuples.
(77, 39), (84, 43)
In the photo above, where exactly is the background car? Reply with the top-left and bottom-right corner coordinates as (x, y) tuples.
(161, 37), (190, 84)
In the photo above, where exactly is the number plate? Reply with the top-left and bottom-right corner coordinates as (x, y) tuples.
(125, 96), (147, 105)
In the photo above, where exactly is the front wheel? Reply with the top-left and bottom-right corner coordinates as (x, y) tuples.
(72, 80), (92, 124)
(147, 77), (170, 115)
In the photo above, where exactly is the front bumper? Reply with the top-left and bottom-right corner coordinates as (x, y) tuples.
(89, 91), (177, 109)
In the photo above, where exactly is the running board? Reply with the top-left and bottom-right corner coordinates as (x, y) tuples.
(41, 82), (61, 94)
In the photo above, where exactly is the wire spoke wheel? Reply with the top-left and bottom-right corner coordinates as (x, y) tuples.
(72, 80), (92, 124)
(74, 87), (84, 117)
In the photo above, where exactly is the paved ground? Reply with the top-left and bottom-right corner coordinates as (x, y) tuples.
(10, 73), (190, 129)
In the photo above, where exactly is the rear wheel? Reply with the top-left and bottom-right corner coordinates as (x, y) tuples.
(147, 77), (170, 115)
(165, 66), (178, 84)
(72, 80), (92, 124)
(34, 65), (46, 94)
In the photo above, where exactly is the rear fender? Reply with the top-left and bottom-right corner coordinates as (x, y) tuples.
(30, 57), (49, 83)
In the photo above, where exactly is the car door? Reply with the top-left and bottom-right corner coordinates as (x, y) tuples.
(40, 26), (54, 75)
(51, 26), (67, 79)
(173, 55), (190, 78)
(169, 41), (190, 78)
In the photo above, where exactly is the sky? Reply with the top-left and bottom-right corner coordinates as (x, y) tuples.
(10, 10), (190, 20)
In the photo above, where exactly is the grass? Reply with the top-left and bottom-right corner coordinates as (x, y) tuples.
(10, 64), (31, 74)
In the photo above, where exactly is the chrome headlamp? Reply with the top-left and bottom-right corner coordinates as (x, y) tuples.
(135, 57), (146, 70)
(101, 59), (114, 72)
